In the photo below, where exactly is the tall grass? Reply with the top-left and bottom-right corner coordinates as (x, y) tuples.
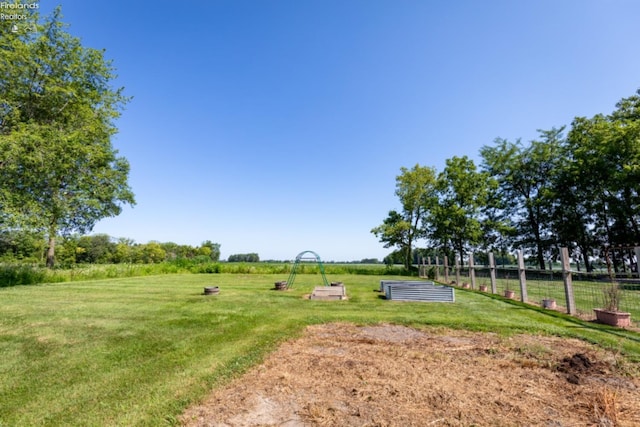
(0, 262), (409, 287)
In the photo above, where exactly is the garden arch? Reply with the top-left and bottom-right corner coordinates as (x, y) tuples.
(286, 250), (329, 289)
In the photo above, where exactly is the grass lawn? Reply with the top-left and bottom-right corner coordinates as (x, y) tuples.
(1, 273), (639, 426)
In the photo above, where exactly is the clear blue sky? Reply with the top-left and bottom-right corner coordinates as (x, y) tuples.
(38, 0), (640, 261)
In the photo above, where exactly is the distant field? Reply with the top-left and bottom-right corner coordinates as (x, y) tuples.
(1, 273), (639, 426)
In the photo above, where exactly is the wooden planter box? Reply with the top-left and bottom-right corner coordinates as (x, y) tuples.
(594, 309), (631, 327)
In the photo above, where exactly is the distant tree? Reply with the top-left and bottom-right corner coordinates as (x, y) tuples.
(112, 237), (135, 263)
(200, 241), (221, 262)
(372, 164), (439, 270)
(228, 253), (260, 262)
(75, 234), (115, 264)
(383, 250), (404, 266)
(137, 242), (166, 264)
(0, 7), (135, 268)
(0, 229), (44, 262)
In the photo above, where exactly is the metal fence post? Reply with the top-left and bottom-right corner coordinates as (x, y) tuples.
(489, 252), (497, 294)
(560, 247), (576, 315)
(518, 250), (528, 303)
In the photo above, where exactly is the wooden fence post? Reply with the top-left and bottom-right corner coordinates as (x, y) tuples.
(635, 247), (640, 279)
(455, 256), (461, 286)
(518, 250), (528, 303)
(560, 247), (576, 315)
(489, 252), (497, 294)
(435, 256), (439, 281)
(469, 252), (476, 289)
(444, 256), (449, 284)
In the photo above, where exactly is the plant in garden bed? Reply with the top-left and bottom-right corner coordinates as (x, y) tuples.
(594, 282), (632, 327)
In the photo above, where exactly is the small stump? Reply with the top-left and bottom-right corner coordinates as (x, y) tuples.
(204, 286), (220, 295)
(479, 285), (488, 292)
(504, 290), (515, 299)
(274, 281), (287, 291)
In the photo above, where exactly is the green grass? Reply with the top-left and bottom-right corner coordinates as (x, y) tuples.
(1, 273), (640, 426)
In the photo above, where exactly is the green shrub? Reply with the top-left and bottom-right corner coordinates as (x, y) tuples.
(0, 264), (47, 286)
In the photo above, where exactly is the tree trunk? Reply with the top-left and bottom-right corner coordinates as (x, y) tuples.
(403, 244), (412, 271)
(581, 246), (591, 273)
(46, 234), (56, 268)
(527, 205), (546, 270)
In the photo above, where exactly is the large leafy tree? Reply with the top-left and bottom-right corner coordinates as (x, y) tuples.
(371, 164), (439, 270)
(0, 5), (135, 267)
(480, 129), (563, 269)
(562, 90), (640, 270)
(428, 156), (488, 263)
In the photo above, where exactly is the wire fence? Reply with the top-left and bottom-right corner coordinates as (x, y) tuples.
(419, 248), (640, 325)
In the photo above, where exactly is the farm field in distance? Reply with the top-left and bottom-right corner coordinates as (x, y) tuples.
(1, 273), (640, 426)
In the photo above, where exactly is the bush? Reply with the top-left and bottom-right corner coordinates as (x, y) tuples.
(0, 264), (47, 287)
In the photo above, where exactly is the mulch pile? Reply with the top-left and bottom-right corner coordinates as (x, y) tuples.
(182, 323), (640, 426)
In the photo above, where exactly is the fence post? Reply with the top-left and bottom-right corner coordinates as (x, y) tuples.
(444, 256), (449, 284)
(489, 252), (497, 294)
(518, 250), (528, 303)
(469, 251), (476, 289)
(455, 256), (461, 286)
(435, 256), (440, 281)
(560, 247), (576, 315)
(635, 246), (640, 279)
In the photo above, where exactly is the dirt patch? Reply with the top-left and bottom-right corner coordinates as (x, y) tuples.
(181, 323), (640, 426)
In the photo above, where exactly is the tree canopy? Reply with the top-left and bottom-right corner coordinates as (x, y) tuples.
(371, 164), (438, 269)
(0, 6), (135, 267)
(374, 89), (640, 271)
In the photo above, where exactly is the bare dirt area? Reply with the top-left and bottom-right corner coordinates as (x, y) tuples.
(181, 323), (640, 426)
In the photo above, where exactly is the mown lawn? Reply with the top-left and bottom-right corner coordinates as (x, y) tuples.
(1, 273), (639, 426)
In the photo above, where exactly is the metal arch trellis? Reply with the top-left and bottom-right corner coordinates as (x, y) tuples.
(286, 250), (329, 289)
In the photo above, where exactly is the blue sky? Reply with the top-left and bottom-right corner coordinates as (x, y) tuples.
(37, 0), (640, 261)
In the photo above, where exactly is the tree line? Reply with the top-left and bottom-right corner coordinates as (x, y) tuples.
(373, 90), (640, 272)
(0, 232), (221, 266)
